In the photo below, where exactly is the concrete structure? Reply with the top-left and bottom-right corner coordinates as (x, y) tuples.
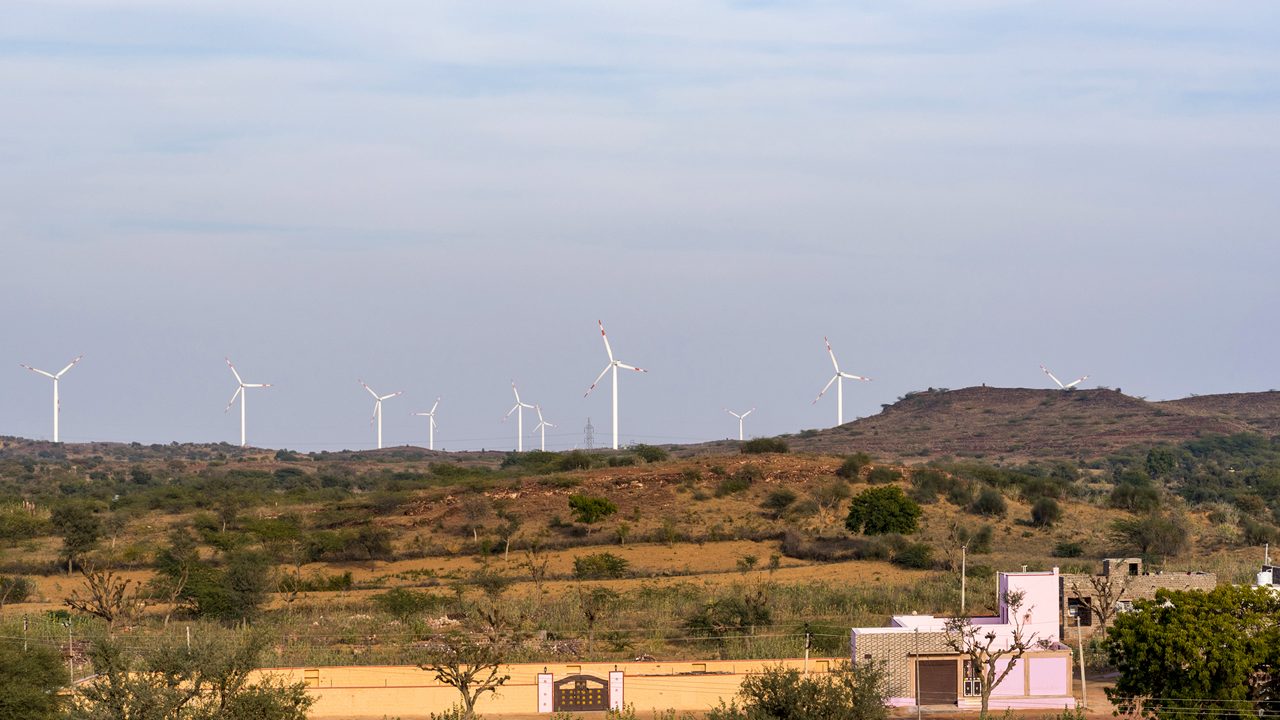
(850, 568), (1076, 709)
(1060, 558), (1216, 640)
(250, 657), (843, 718)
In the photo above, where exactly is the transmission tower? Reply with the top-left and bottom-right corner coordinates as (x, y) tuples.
(583, 417), (595, 450)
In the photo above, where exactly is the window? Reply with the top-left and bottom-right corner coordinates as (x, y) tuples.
(1116, 600), (1134, 614)
(1067, 598), (1093, 626)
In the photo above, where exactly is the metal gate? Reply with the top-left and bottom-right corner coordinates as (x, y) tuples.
(553, 674), (610, 711)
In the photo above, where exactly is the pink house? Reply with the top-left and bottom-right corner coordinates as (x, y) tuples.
(850, 568), (1077, 709)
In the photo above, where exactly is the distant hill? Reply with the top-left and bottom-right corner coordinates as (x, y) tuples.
(781, 387), (1280, 461)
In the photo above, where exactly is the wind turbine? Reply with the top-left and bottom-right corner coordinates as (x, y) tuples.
(412, 397), (441, 451)
(725, 407), (755, 442)
(359, 380), (402, 449)
(223, 357), (271, 448)
(532, 404), (556, 452)
(812, 337), (870, 426)
(1040, 364), (1088, 390)
(503, 382), (535, 452)
(584, 320), (647, 450)
(19, 355), (82, 443)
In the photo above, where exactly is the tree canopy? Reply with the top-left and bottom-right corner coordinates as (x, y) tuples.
(845, 486), (921, 535)
(1105, 585), (1280, 720)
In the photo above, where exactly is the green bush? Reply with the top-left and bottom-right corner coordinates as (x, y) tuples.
(716, 465), (763, 497)
(573, 552), (630, 579)
(684, 590), (772, 640)
(633, 444), (670, 463)
(969, 487), (1007, 517)
(568, 495), (618, 524)
(0, 640), (67, 720)
(1053, 541), (1085, 558)
(845, 486), (922, 535)
(707, 662), (888, 720)
(866, 467), (902, 485)
(835, 453), (873, 480)
(372, 588), (444, 621)
(607, 455), (637, 467)
(908, 469), (948, 504)
(1031, 497), (1062, 527)
(761, 489), (798, 514)
(891, 543), (935, 570)
(741, 438), (789, 454)
(557, 451), (593, 471)
(0, 575), (33, 606)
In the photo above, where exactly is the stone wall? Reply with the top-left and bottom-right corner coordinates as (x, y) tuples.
(851, 629), (951, 699)
(1060, 569), (1216, 639)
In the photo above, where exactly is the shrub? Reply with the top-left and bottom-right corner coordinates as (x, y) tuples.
(946, 481), (975, 506)
(607, 455), (637, 467)
(372, 588), (443, 621)
(685, 590), (772, 639)
(1053, 541), (1085, 558)
(953, 524), (993, 554)
(1110, 482), (1161, 513)
(1031, 497), (1062, 527)
(1111, 513), (1189, 558)
(573, 552), (630, 579)
(892, 543), (935, 569)
(761, 489), (797, 514)
(908, 469), (948, 504)
(969, 487), (1007, 517)
(0, 575), (33, 607)
(845, 486), (922, 535)
(568, 495), (618, 524)
(835, 453), (872, 480)
(557, 451), (593, 471)
(716, 465), (763, 497)
(708, 662), (888, 720)
(632, 444), (669, 463)
(866, 467), (902, 485)
(741, 438), (789, 455)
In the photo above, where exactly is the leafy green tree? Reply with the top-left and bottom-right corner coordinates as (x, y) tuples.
(968, 487), (1007, 517)
(706, 662), (887, 720)
(845, 486), (921, 535)
(573, 552), (630, 579)
(0, 641), (67, 720)
(70, 629), (312, 720)
(1111, 513), (1189, 559)
(568, 494), (618, 524)
(373, 588), (443, 622)
(50, 503), (100, 574)
(1105, 585), (1280, 720)
(835, 453), (872, 480)
(632, 444), (669, 462)
(685, 589), (772, 644)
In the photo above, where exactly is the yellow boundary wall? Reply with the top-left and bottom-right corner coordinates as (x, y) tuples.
(256, 657), (844, 718)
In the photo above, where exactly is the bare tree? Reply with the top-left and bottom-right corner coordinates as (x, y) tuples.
(65, 566), (144, 629)
(459, 496), (492, 542)
(1068, 573), (1128, 638)
(419, 633), (510, 719)
(943, 589), (1043, 716)
(522, 537), (550, 593)
(576, 584), (619, 653)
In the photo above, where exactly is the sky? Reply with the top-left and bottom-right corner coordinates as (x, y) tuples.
(0, 1), (1277, 452)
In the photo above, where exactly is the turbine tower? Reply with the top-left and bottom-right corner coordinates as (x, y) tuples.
(812, 337), (870, 426)
(19, 355), (82, 443)
(503, 382), (535, 452)
(1040, 364), (1088, 390)
(412, 397), (441, 451)
(532, 404), (556, 452)
(584, 320), (647, 450)
(359, 380), (402, 449)
(223, 357), (271, 448)
(725, 407), (755, 441)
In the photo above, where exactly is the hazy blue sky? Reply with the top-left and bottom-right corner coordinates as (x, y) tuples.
(1, 1), (1277, 451)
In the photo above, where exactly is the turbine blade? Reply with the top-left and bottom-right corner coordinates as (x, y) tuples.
(743, 408), (755, 417)
(370, 400), (380, 426)
(1066, 375), (1089, 388)
(224, 386), (242, 413)
(56, 355), (83, 378)
(1040, 365), (1065, 389)
(20, 364), (56, 379)
(430, 397), (440, 414)
(840, 372), (871, 382)
(616, 362), (646, 372)
(225, 357), (243, 385)
(598, 320), (614, 362)
(503, 403), (519, 421)
(380, 391), (403, 401)
(725, 408), (739, 418)
(360, 380), (380, 398)
(812, 374), (838, 404)
(244, 383), (270, 388)
(825, 337), (840, 372)
(584, 364), (611, 397)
